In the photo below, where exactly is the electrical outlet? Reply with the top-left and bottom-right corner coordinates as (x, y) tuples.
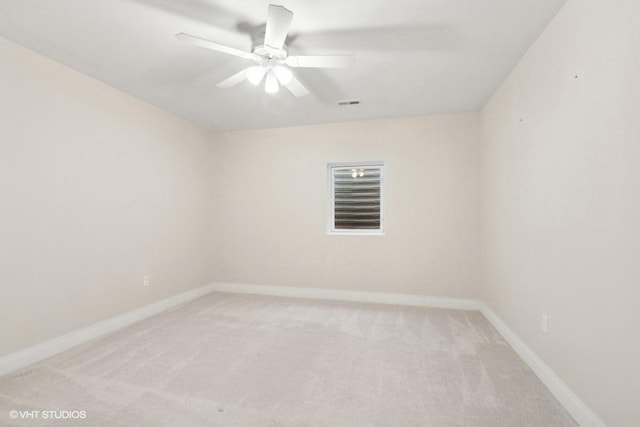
(143, 275), (150, 287)
(541, 314), (549, 333)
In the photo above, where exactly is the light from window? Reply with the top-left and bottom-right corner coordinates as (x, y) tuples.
(327, 162), (384, 234)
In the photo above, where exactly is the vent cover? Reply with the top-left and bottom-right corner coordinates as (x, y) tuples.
(337, 99), (361, 106)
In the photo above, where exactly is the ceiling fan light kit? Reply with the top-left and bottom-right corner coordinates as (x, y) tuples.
(176, 4), (356, 97)
(265, 71), (279, 94)
(246, 66), (267, 86)
(273, 66), (293, 85)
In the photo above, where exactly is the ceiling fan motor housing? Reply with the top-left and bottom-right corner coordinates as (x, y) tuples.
(252, 39), (288, 66)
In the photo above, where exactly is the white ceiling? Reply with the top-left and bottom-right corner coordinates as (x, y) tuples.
(0, 0), (566, 131)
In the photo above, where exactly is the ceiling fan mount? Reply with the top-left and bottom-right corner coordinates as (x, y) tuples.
(176, 4), (356, 97)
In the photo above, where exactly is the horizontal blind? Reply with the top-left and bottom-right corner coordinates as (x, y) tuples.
(332, 165), (382, 230)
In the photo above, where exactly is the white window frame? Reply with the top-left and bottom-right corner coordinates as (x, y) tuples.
(327, 161), (384, 236)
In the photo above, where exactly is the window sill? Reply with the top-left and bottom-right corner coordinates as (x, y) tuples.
(327, 231), (385, 236)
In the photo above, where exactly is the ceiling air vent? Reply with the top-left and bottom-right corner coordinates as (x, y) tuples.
(337, 99), (361, 106)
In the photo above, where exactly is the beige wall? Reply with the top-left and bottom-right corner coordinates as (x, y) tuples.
(4, 1), (636, 422)
(0, 37), (215, 356)
(212, 114), (481, 298)
(480, 0), (640, 425)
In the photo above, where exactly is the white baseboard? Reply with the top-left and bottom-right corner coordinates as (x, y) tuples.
(0, 284), (214, 377)
(210, 283), (605, 426)
(210, 282), (481, 311)
(0, 280), (605, 427)
(480, 303), (606, 427)
(0, 283), (474, 378)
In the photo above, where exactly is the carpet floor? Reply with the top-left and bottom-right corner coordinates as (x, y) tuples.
(0, 292), (577, 426)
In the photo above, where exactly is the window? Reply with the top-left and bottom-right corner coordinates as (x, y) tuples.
(327, 162), (384, 234)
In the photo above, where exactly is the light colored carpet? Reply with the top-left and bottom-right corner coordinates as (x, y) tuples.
(0, 292), (576, 426)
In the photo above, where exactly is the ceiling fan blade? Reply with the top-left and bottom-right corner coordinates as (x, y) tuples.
(264, 5), (293, 49)
(285, 55), (356, 68)
(284, 74), (310, 97)
(216, 68), (251, 88)
(175, 33), (256, 61)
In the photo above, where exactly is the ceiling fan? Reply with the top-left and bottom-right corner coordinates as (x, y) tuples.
(175, 4), (356, 97)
